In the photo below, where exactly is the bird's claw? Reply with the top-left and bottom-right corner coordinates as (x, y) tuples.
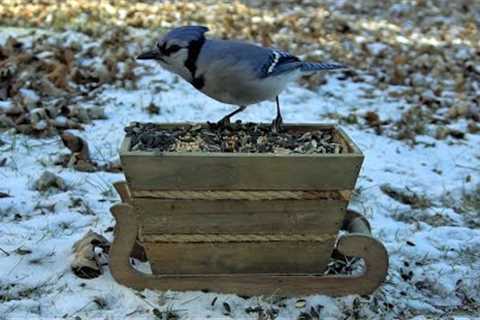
(217, 116), (231, 128)
(271, 115), (283, 134)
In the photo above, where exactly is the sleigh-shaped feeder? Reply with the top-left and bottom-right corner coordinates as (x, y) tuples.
(109, 123), (388, 296)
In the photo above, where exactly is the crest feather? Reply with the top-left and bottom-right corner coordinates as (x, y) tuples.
(163, 26), (209, 44)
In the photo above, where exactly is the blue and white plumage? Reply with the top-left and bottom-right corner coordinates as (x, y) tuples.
(137, 26), (346, 130)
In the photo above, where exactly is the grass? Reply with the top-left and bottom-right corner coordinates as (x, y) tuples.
(69, 196), (95, 216)
(28, 250), (55, 265)
(440, 184), (480, 228)
(0, 277), (53, 304)
(83, 175), (116, 199)
(380, 183), (432, 209)
(460, 185), (480, 213)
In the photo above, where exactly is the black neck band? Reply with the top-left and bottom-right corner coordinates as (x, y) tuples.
(185, 38), (205, 79)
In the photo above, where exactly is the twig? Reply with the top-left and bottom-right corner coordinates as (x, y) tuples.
(7, 256), (24, 275)
(71, 301), (94, 316)
(455, 164), (480, 171)
(180, 295), (200, 305)
(125, 306), (143, 317)
(0, 247), (10, 256)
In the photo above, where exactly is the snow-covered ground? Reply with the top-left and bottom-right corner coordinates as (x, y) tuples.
(1, 28), (479, 319)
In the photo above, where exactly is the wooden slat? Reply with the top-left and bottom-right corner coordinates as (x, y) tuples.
(135, 199), (346, 235)
(110, 204), (389, 297)
(143, 239), (336, 274)
(335, 127), (362, 154)
(122, 153), (363, 191)
(120, 124), (364, 191)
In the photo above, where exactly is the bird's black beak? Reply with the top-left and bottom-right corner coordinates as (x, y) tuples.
(137, 49), (159, 60)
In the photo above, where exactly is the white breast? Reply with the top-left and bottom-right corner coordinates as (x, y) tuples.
(200, 68), (301, 106)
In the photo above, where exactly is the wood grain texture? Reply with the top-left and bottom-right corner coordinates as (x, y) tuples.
(136, 198), (346, 235)
(113, 181), (131, 202)
(120, 124), (364, 191)
(342, 209), (372, 233)
(109, 126), (388, 296)
(109, 204), (389, 297)
(144, 239), (336, 274)
(112, 181), (147, 262)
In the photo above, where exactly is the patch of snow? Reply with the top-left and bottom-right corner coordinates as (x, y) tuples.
(1, 28), (479, 320)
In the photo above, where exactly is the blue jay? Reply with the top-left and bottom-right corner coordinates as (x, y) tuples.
(138, 26), (346, 131)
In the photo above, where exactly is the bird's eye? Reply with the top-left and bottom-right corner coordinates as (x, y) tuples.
(157, 42), (167, 54)
(168, 45), (181, 53)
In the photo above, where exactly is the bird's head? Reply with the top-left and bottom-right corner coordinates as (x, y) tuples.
(137, 26), (209, 78)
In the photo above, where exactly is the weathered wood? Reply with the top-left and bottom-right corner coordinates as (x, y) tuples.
(143, 239), (336, 274)
(109, 125), (389, 296)
(120, 124), (363, 191)
(135, 199), (346, 235)
(109, 204), (389, 296)
(113, 181), (131, 202)
(335, 127), (360, 154)
(122, 153), (363, 191)
(342, 209), (372, 233)
(113, 181), (147, 262)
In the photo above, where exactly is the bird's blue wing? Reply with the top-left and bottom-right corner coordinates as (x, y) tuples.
(259, 49), (301, 78)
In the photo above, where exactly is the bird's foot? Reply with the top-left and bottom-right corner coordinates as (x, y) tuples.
(271, 115), (283, 134)
(217, 116), (231, 128)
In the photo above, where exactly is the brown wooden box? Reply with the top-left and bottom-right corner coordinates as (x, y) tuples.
(119, 124), (362, 275)
(120, 124), (363, 191)
(109, 123), (387, 296)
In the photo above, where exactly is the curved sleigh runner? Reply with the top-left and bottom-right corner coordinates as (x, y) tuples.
(109, 123), (388, 296)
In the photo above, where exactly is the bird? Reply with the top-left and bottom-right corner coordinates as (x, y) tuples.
(137, 26), (346, 132)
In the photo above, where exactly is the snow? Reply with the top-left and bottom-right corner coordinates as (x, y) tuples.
(1, 28), (480, 319)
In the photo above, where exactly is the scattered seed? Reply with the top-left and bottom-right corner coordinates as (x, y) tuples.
(295, 299), (306, 308)
(14, 248), (32, 255)
(210, 297), (217, 307)
(223, 302), (231, 315)
(125, 122), (345, 154)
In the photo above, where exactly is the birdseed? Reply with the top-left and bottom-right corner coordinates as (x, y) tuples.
(125, 122), (346, 154)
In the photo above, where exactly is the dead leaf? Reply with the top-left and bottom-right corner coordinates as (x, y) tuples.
(71, 230), (110, 279)
(61, 132), (91, 162)
(0, 191), (11, 198)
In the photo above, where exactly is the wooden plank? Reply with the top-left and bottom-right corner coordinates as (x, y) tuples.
(110, 204), (389, 297)
(121, 152), (363, 191)
(135, 199), (346, 235)
(120, 123), (364, 191)
(143, 239), (336, 274)
(335, 127), (362, 154)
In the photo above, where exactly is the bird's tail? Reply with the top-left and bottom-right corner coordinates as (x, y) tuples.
(300, 62), (347, 72)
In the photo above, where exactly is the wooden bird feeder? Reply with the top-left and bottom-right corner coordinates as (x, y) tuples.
(109, 123), (388, 296)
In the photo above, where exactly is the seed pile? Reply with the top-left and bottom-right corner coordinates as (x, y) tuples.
(125, 122), (346, 154)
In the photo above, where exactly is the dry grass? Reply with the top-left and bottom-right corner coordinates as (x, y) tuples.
(458, 185), (480, 227)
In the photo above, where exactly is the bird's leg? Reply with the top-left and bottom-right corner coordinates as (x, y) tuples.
(272, 96), (283, 133)
(217, 105), (246, 127)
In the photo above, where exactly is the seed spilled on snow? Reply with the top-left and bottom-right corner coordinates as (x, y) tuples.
(125, 122), (346, 154)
